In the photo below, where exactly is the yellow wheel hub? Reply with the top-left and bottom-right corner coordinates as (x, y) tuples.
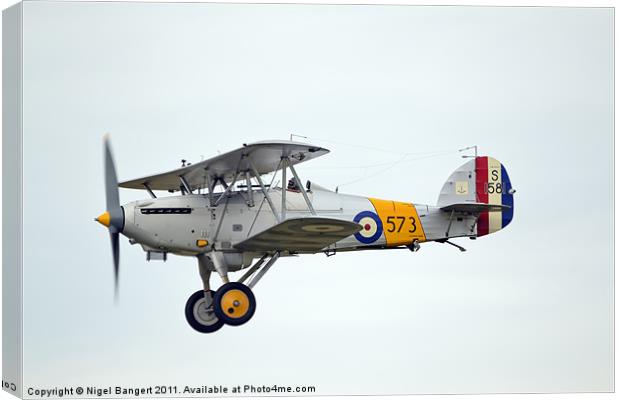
(220, 289), (250, 319)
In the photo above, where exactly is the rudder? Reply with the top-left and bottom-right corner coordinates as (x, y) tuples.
(437, 156), (514, 237)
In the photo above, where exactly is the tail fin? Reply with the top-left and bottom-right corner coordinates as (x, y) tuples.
(437, 156), (514, 236)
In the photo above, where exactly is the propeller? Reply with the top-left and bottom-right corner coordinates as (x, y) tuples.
(95, 136), (124, 297)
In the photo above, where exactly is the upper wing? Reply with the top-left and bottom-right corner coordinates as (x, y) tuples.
(440, 202), (512, 213)
(234, 217), (362, 252)
(119, 140), (329, 192)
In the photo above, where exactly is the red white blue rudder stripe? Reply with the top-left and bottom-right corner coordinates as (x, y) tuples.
(475, 156), (514, 236)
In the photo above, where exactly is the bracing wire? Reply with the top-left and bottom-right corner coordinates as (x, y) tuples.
(306, 150), (455, 170)
(304, 136), (451, 157)
(334, 151), (457, 188)
(297, 135), (462, 189)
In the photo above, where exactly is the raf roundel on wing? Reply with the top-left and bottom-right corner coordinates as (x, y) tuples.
(353, 211), (383, 244)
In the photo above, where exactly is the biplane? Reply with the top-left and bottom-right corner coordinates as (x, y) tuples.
(95, 139), (515, 333)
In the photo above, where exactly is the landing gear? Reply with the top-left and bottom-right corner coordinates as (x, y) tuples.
(213, 282), (256, 326)
(186, 251), (279, 333)
(185, 290), (224, 333)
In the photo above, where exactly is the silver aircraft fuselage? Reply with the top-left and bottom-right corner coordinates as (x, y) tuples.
(121, 186), (476, 271)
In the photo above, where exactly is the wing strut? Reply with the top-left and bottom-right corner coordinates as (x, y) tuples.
(215, 170), (239, 206)
(142, 182), (156, 199)
(247, 153), (317, 222)
(288, 160), (316, 215)
(214, 156), (245, 206)
(237, 254), (268, 284)
(247, 252), (280, 289)
(204, 171), (215, 206)
(245, 171), (254, 207)
(249, 160), (281, 222)
(281, 157), (287, 221)
(179, 176), (192, 194)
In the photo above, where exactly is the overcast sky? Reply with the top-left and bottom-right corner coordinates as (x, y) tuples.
(17, 2), (613, 395)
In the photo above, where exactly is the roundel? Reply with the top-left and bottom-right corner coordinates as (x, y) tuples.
(353, 211), (383, 244)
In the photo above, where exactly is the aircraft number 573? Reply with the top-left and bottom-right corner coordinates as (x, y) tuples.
(386, 216), (417, 233)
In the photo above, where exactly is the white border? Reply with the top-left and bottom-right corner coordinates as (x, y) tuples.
(0, 1), (615, 400)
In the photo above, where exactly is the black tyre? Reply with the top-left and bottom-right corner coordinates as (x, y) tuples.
(213, 282), (256, 326)
(185, 290), (224, 333)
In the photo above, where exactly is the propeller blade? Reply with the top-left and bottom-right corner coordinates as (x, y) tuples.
(110, 229), (120, 297)
(104, 136), (120, 211)
(102, 135), (122, 299)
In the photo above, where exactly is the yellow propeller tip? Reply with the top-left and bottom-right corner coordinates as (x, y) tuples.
(95, 211), (111, 227)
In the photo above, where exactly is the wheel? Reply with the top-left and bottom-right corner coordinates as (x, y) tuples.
(213, 282), (256, 326)
(185, 290), (224, 333)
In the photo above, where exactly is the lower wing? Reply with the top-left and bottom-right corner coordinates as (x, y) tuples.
(234, 217), (362, 252)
